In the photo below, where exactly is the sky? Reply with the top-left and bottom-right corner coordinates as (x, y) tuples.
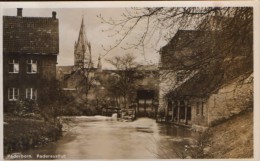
(3, 8), (165, 69)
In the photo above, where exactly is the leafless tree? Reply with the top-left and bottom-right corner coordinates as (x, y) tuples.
(59, 43), (97, 115)
(99, 7), (252, 74)
(76, 66), (95, 98)
(106, 53), (143, 108)
(99, 7), (253, 99)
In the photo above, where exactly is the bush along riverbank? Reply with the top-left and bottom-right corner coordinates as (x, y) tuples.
(4, 115), (62, 155)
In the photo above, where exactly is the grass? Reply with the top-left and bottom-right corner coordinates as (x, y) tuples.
(203, 109), (253, 158)
(4, 115), (62, 155)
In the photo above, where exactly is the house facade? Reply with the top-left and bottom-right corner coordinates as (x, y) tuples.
(3, 8), (59, 112)
(158, 30), (208, 125)
(158, 20), (253, 128)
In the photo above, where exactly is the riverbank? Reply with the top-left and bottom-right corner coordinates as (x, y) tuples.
(4, 115), (62, 155)
(202, 109), (253, 158)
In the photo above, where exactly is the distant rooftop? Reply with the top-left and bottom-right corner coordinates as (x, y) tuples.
(136, 65), (158, 71)
(57, 66), (74, 74)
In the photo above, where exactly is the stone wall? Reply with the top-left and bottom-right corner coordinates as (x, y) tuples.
(207, 74), (253, 126)
(158, 70), (177, 111)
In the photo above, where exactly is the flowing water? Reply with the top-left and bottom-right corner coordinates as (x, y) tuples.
(22, 116), (197, 159)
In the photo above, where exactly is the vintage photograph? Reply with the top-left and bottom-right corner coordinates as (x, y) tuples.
(2, 4), (254, 160)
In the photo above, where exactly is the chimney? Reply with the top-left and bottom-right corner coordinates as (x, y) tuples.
(17, 8), (22, 17)
(52, 11), (56, 19)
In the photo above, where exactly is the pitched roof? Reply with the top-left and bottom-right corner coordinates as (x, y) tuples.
(136, 65), (159, 71)
(57, 66), (74, 75)
(167, 70), (224, 99)
(167, 68), (254, 100)
(3, 16), (59, 54)
(160, 30), (215, 69)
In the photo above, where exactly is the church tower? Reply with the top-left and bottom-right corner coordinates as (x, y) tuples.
(74, 17), (93, 69)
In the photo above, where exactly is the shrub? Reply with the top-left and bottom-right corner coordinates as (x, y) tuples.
(10, 99), (40, 117)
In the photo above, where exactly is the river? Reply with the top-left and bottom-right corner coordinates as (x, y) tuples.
(23, 116), (197, 159)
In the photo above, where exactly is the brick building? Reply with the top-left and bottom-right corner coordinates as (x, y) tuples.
(3, 8), (59, 112)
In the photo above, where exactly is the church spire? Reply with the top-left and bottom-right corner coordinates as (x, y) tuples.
(97, 55), (102, 71)
(74, 16), (93, 68)
(78, 16), (86, 45)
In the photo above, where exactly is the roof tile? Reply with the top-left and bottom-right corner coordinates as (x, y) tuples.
(3, 16), (59, 54)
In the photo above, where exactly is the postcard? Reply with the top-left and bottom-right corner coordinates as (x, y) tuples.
(1, 1), (259, 161)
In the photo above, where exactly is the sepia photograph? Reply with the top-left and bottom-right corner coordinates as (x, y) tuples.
(1, 1), (257, 160)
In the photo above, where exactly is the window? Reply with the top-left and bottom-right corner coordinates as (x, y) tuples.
(26, 88), (37, 100)
(139, 100), (145, 104)
(8, 88), (19, 101)
(9, 59), (19, 73)
(196, 102), (200, 115)
(27, 59), (37, 73)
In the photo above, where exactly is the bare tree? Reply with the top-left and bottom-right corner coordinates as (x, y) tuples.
(99, 7), (252, 74)
(106, 53), (142, 109)
(99, 7), (253, 100)
(59, 43), (98, 115)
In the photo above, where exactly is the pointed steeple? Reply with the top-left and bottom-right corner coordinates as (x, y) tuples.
(77, 17), (87, 46)
(74, 16), (92, 68)
(97, 55), (102, 71)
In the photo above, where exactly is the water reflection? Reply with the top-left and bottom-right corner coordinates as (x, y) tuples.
(22, 116), (196, 159)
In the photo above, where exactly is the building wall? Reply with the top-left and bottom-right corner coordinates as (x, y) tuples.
(158, 69), (198, 111)
(4, 53), (57, 79)
(3, 53), (57, 109)
(206, 74), (253, 126)
(158, 70), (177, 111)
(190, 74), (253, 127)
(191, 98), (208, 126)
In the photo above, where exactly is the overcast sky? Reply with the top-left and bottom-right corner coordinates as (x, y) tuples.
(3, 8), (165, 69)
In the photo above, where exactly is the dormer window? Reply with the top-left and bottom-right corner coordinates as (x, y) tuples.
(27, 59), (37, 74)
(9, 59), (19, 73)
